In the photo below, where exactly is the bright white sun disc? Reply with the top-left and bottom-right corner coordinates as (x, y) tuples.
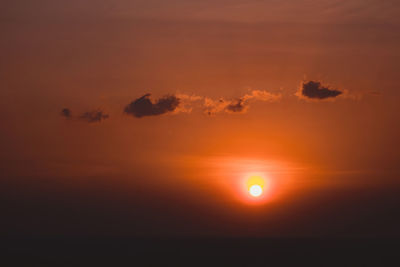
(249, 185), (263, 197)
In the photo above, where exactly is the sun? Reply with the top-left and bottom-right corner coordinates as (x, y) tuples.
(246, 175), (266, 198)
(249, 184), (263, 197)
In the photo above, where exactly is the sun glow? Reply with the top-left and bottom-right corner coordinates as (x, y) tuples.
(246, 175), (266, 198)
(249, 184), (262, 197)
(197, 156), (295, 204)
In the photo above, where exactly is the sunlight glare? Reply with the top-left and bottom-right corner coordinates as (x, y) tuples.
(249, 184), (263, 197)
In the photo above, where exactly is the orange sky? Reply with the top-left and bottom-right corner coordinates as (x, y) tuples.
(1, 0), (400, 237)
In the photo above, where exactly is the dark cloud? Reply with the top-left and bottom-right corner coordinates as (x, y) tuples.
(301, 81), (342, 99)
(60, 108), (72, 118)
(225, 98), (246, 113)
(124, 94), (180, 118)
(80, 111), (109, 123)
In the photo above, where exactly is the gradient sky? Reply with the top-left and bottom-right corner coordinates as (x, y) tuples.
(1, 0), (400, 237)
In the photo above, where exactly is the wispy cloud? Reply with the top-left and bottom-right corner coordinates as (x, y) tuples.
(204, 90), (282, 115)
(60, 108), (109, 123)
(122, 90), (281, 118)
(174, 93), (203, 113)
(80, 111), (109, 123)
(62, 81), (355, 122)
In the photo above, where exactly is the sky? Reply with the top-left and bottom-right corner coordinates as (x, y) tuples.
(1, 0), (400, 237)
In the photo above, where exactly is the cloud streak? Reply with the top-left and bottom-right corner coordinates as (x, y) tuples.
(80, 111), (109, 123)
(62, 81), (352, 122)
(204, 90), (282, 115)
(60, 108), (109, 123)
